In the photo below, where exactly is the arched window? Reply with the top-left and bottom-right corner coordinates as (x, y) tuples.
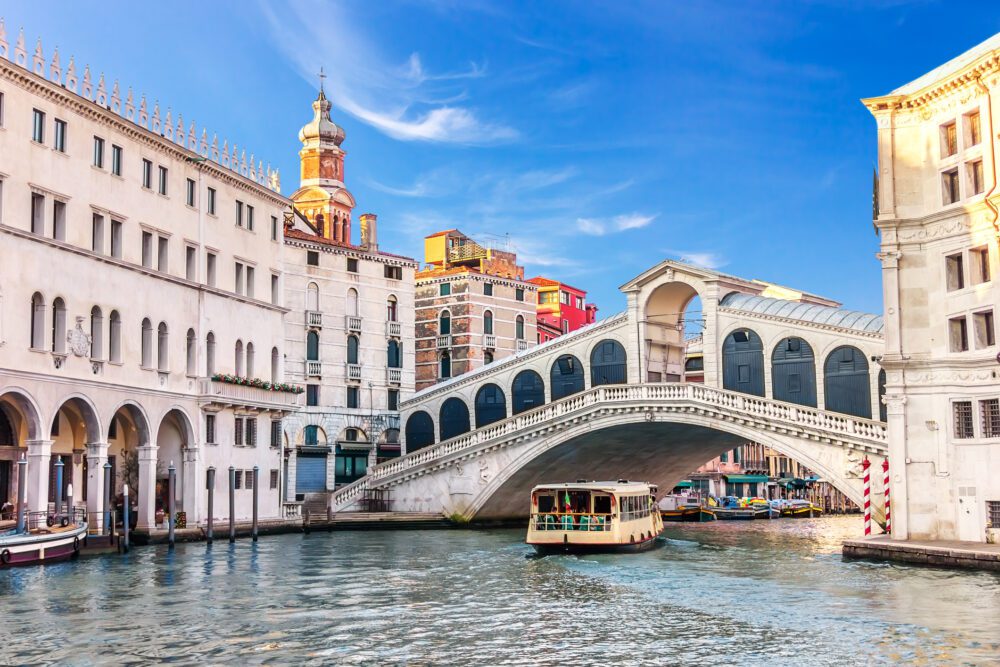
(306, 282), (319, 312)
(306, 331), (319, 362)
(186, 328), (196, 376)
(722, 329), (764, 397)
(235, 339), (244, 376)
(347, 288), (358, 317)
(387, 295), (398, 322)
(824, 346), (871, 419)
(405, 411), (435, 452)
(141, 318), (153, 368)
(51, 297), (67, 353)
(590, 339), (627, 386)
(771, 337), (816, 407)
(206, 332), (216, 376)
(30, 292), (45, 349)
(246, 342), (255, 378)
(515, 315), (525, 340)
(387, 339), (402, 368)
(271, 346), (280, 382)
(484, 351), (494, 365)
(439, 309), (451, 335)
(475, 383), (507, 427)
(157, 322), (169, 371)
(109, 310), (122, 363)
(90, 306), (104, 360)
(440, 351), (451, 378)
(512, 369), (545, 414)
(347, 335), (359, 364)
(484, 310), (494, 335)
(551, 354), (585, 400)
(439, 397), (471, 441)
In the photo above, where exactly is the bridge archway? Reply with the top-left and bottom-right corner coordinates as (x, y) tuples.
(590, 339), (627, 386)
(643, 280), (702, 383)
(771, 337), (817, 407)
(722, 328), (764, 396)
(475, 384), (507, 428)
(512, 370), (545, 415)
(824, 346), (871, 419)
(439, 398), (470, 441)
(550, 354), (584, 400)
(405, 411), (435, 452)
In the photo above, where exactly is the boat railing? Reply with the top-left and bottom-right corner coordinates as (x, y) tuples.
(530, 512), (613, 532)
(16, 507), (87, 533)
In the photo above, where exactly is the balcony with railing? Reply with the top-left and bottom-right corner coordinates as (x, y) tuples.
(386, 321), (402, 337)
(437, 334), (452, 349)
(516, 339), (531, 352)
(346, 315), (363, 332)
(387, 367), (402, 385)
(346, 363), (362, 381)
(447, 240), (487, 263)
(483, 333), (497, 349)
(200, 378), (303, 410)
(306, 310), (322, 328)
(306, 360), (322, 377)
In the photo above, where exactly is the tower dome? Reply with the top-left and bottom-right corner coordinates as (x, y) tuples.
(298, 90), (345, 147)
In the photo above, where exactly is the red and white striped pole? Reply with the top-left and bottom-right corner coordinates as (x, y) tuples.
(862, 456), (872, 537)
(882, 458), (891, 536)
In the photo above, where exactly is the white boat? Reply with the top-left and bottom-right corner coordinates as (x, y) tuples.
(526, 480), (663, 554)
(0, 508), (88, 568)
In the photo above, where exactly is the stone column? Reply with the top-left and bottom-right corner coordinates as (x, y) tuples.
(25, 439), (53, 513)
(85, 441), (109, 531)
(136, 444), (158, 530)
(72, 448), (85, 511)
(182, 445), (201, 524)
(885, 393), (908, 539)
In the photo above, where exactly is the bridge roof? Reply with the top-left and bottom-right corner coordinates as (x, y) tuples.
(719, 293), (884, 334)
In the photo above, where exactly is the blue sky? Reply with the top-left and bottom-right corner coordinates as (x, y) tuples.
(8, 1), (1000, 315)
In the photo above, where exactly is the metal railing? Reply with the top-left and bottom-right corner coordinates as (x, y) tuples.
(306, 310), (323, 328)
(306, 360), (322, 377)
(437, 335), (452, 349)
(346, 315), (363, 332)
(386, 321), (402, 337)
(531, 512), (612, 531)
(18, 507), (87, 532)
(346, 363), (362, 381)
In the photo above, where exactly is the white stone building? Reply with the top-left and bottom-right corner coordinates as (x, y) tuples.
(865, 33), (1000, 542)
(0, 28), (300, 533)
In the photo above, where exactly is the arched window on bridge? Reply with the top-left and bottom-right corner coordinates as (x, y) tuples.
(771, 337), (816, 407)
(824, 346), (871, 419)
(439, 398), (470, 441)
(722, 328), (764, 397)
(475, 383), (507, 427)
(590, 339), (627, 386)
(878, 368), (887, 422)
(512, 370), (545, 414)
(405, 411), (435, 453)
(551, 354), (584, 400)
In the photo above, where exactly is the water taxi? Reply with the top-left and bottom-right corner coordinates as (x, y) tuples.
(779, 499), (824, 518)
(658, 493), (716, 522)
(526, 480), (663, 554)
(0, 508), (88, 567)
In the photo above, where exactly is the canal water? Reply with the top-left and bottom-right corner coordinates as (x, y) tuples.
(2, 517), (999, 665)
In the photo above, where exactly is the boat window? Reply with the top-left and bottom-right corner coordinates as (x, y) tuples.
(537, 495), (555, 512)
(594, 495), (611, 514)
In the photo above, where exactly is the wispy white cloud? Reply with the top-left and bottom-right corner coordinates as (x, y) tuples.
(665, 249), (727, 269)
(365, 168), (457, 198)
(576, 218), (606, 236)
(575, 212), (658, 236)
(614, 213), (656, 231)
(258, 1), (516, 144)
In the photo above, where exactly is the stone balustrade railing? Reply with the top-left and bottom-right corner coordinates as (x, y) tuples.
(331, 382), (888, 510)
(200, 379), (302, 409)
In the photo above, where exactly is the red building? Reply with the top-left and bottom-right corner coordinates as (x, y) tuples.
(528, 277), (597, 343)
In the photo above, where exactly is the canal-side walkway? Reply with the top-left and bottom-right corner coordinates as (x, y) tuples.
(843, 535), (1000, 571)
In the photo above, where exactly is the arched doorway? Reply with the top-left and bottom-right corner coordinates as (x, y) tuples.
(550, 354), (584, 400)
(590, 339), (627, 386)
(49, 396), (102, 518)
(475, 384), (507, 428)
(771, 337), (817, 407)
(0, 389), (42, 511)
(439, 398), (471, 441)
(106, 402), (151, 531)
(155, 409), (194, 528)
(512, 370), (545, 414)
(824, 346), (871, 419)
(405, 411), (435, 453)
(722, 329), (764, 397)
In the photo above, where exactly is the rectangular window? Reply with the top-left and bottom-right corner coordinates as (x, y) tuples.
(270, 420), (282, 448)
(245, 468), (254, 490)
(32, 109), (45, 143)
(967, 111), (981, 146)
(576, 296), (584, 309)
(974, 310), (995, 348)
(246, 266), (255, 298)
(949, 316), (969, 352)
(440, 282), (451, 296)
(271, 215), (279, 241)
(30, 193), (44, 234)
(271, 274), (279, 305)
(235, 262), (244, 295)
(307, 251), (319, 266)
(234, 417), (244, 446)
(236, 200), (244, 227)
(981, 399), (1000, 438)
(970, 246), (990, 285)
(954, 401), (975, 439)
(347, 386), (359, 409)
(234, 470), (243, 490)
(560, 291), (569, 305)
(186, 178), (196, 207)
(158, 166), (168, 195)
(384, 265), (402, 280)
(946, 253), (965, 291)
(142, 159), (152, 189)
(516, 288), (525, 301)
(347, 258), (359, 273)
(989, 501), (1000, 527)
(185, 245), (197, 281)
(306, 384), (319, 406)
(246, 204), (254, 231)
(111, 145), (122, 176)
(245, 418), (257, 447)
(943, 168), (960, 204)
(141, 231), (153, 268)
(270, 469), (279, 490)
(157, 236), (168, 272)
(207, 252), (217, 287)
(207, 187), (217, 215)
(91, 213), (104, 253)
(93, 136), (105, 167)
(484, 282), (493, 296)
(111, 220), (123, 258)
(205, 414), (216, 445)
(0, 92), (4, 127)
(942, 121), (958, 157)
(53, 119), (66, 152)
(969, 160), (984, 195)
(52, 200), (66, 241)
(388, 389), (399, 411)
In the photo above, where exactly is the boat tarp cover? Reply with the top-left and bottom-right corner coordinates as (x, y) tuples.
(673, 481), (693, 488)
(723, 474), (770, 483)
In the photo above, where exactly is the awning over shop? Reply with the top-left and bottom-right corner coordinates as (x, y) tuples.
(673, 481), (693, 488)
(777, 477), (820, 489)
(723, 474), (769, 484)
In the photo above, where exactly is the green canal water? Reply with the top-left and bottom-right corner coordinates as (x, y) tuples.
(2, 516), (998, 665)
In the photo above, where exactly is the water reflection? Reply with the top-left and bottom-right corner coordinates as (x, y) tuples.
(1, 517), (998, 665)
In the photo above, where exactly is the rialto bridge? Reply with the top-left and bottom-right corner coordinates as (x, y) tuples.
(331, 260), (890, 521)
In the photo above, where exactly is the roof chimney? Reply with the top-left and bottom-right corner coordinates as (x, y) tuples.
(360, 213), (378, 252)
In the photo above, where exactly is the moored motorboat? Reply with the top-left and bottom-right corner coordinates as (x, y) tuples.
(780, 499), (824, 518)
(527, 480), (664, 554)
(714, 496), (757, 521)
(659, 493), (716, 522)
(0, 508), (88, 567)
